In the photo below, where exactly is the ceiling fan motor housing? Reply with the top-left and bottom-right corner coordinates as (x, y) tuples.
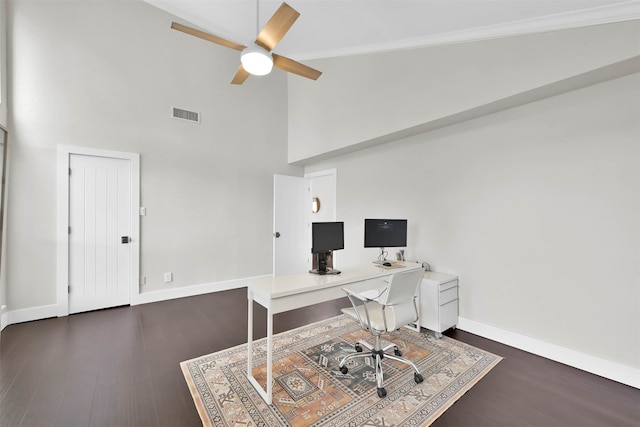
(241, 45), (273, 76)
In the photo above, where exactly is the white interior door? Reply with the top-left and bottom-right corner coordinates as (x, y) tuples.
(68, 154), (132, 313)
(273, 174), (309, 276)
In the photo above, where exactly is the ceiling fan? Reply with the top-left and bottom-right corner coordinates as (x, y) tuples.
(171, 2), (322, 85)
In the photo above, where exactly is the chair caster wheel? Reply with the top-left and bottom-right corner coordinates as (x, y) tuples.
(377, 387), (387, 398)
(355, 344), (363, 352)
(340, 365), (348, 374)
(414, 373), (424, 384)
(394, 346), (402, 357)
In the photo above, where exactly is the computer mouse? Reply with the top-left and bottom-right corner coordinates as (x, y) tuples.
(383, 262), (392, 267)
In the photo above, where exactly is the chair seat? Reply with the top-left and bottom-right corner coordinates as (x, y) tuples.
(342, 304), (391, 332)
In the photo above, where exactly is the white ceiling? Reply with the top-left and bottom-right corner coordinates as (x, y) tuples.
(146, 0), (639, 60)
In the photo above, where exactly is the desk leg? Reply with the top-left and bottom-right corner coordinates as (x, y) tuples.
(266, 307), (273, 405)
(247, 290), (253, 385)
(246, 290), (273, 405)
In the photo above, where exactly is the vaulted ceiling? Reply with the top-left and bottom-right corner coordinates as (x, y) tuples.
(145, 0), (639, 60)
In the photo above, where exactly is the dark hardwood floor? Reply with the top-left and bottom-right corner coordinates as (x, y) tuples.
(1, 288), (638, 426)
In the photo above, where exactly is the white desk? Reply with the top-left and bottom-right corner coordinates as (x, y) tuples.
(246, 261), (423, 404)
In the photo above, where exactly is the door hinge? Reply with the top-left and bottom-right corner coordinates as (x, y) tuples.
(69, 167), (72, 176)
(68, 226), (71, 234)
(67, 285), (71, 294)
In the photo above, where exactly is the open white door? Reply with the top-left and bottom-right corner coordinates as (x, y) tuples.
(273, 174), (309, 276)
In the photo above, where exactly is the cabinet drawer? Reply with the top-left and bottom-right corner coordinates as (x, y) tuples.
(439, 300), (458, 330)
(439, 286), (458, 305)
(439, 279), (457, 292)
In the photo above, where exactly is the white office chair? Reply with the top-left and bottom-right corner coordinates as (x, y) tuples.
(338, 268), (425, 398)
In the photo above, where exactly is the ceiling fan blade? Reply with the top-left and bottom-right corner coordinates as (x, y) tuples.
(230, 65), (251, 85)
(171, 22), (246, 52)
(255, 2), (300, 51)
(273, 54), (322, 80)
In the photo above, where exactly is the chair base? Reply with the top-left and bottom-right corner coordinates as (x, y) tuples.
(338, 334), (423, 397)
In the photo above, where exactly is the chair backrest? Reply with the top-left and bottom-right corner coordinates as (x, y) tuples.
(379, 268), (424, 306)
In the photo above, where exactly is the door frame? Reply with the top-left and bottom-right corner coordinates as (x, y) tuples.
(304, 168), (337, 266)
(56, 145), (140, 316)
(304, 168), (337, 220)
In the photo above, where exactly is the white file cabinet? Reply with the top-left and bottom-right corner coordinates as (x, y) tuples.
(419, 271), (458, 338)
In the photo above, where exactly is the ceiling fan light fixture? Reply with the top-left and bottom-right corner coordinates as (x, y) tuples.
(241, 45), (273, 76)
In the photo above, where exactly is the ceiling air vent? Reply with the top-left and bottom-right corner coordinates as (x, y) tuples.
(171, 106), (200, 123)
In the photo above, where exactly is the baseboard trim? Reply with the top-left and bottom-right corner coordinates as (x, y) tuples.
(0, 274), (272, 329)
(1, 311), (8, 331)
(457, 317), (639, 389)
(2, 303), (60, 329)
(130, 274), (271, 306)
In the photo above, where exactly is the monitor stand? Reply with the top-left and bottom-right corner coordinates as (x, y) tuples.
(309, 251), (341, 275)
(309, 268), (341, 275)
(372, 247), (394, 265)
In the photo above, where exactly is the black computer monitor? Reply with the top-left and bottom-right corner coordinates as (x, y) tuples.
(364, 219), (407, 263)
(310, 222), (344, 275)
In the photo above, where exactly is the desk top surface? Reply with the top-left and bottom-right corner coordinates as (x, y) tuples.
(247, 262), (423, 300)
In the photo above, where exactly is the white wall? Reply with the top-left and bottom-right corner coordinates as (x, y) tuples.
(0, 132), (6, 326)
(0, 0), (9, 327)
(0, 0), (7, 127)
(5, 0), (301, 313)
(306, 73), (640, 370)
(288, 20), (640, 164)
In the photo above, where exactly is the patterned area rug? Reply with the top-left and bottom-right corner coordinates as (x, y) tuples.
(180, 315), (502, 427)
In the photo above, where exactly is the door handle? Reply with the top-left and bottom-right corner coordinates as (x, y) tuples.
(274, 232), (281, 238)
(121, 236), (131, 244)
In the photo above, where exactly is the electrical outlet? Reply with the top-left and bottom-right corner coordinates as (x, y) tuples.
(164, 272), (173, 283)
